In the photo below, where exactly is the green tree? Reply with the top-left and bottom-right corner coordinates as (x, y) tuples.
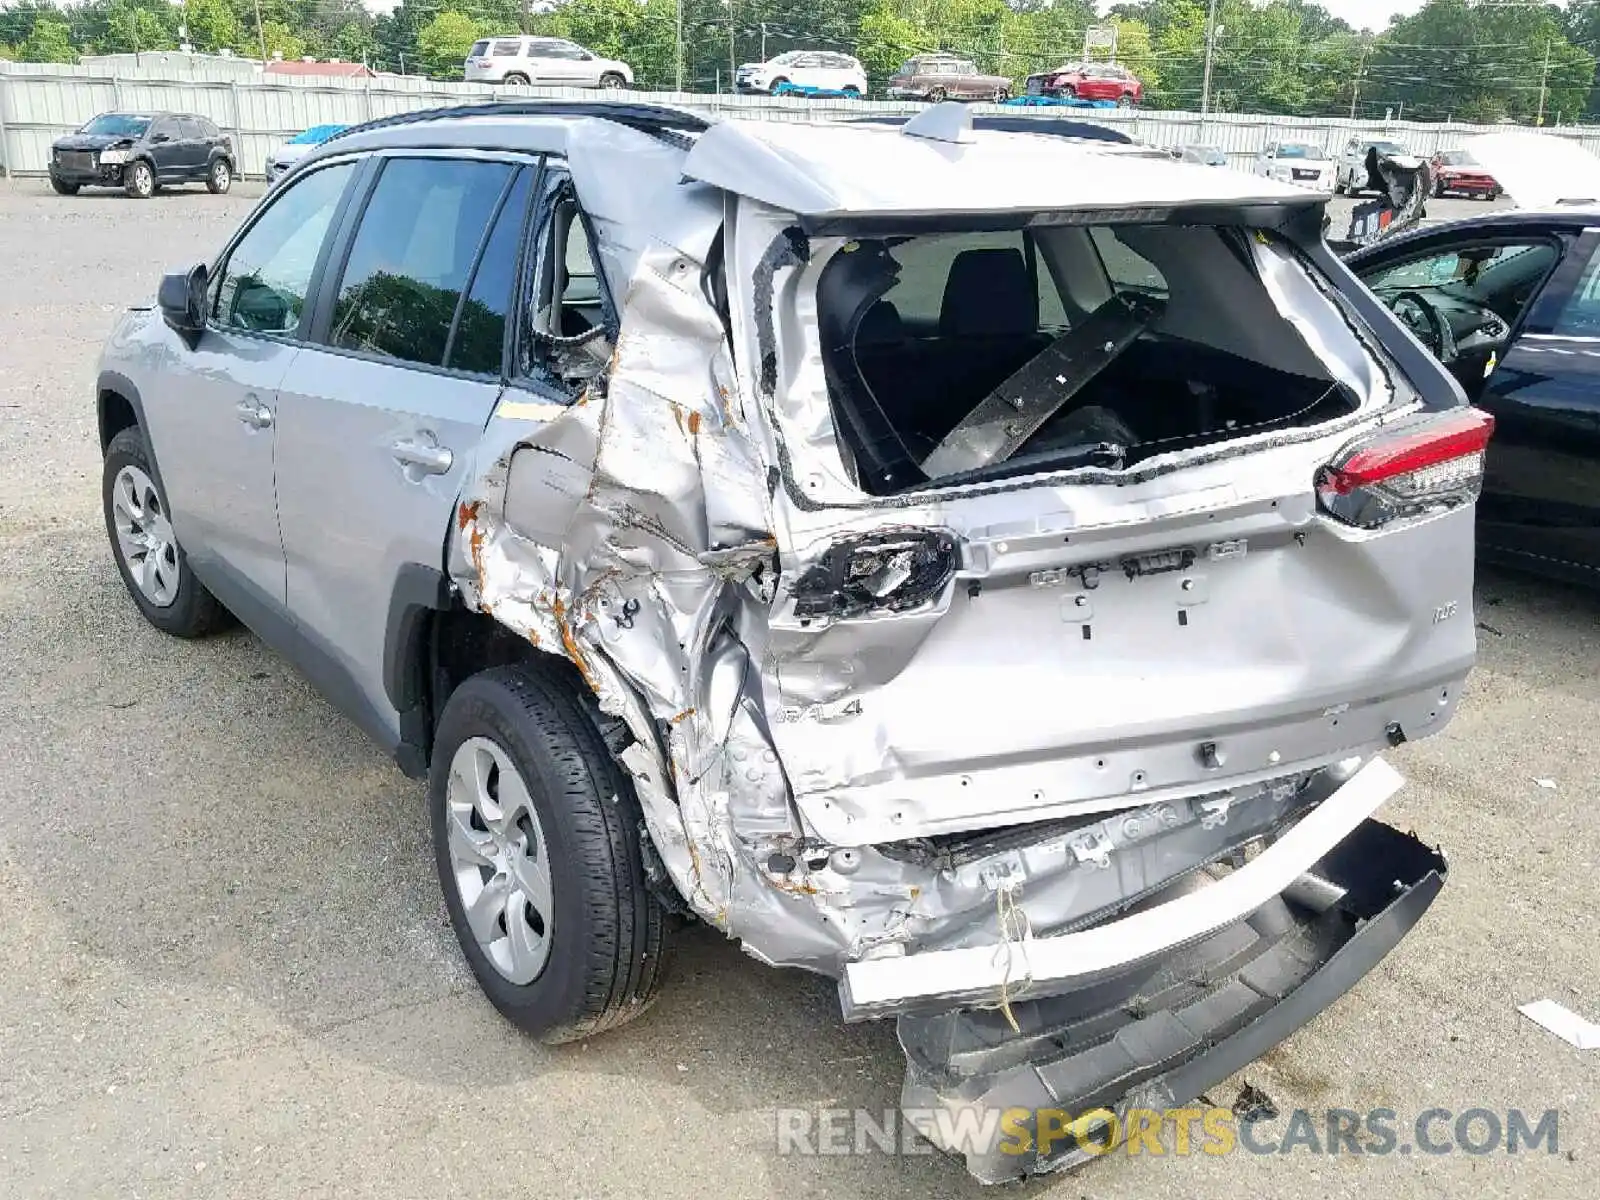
(416, 11), (483, 78)
(20, 15), (75, 62)
(183, 0), (244, 54)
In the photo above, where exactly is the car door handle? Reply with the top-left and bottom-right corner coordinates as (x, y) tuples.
(236, 396), (273, 429)
(391, 438), (453, 475)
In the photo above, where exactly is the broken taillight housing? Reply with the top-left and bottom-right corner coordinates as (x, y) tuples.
(1316, 407), (1494, 530)
(790, 528), (958, 621)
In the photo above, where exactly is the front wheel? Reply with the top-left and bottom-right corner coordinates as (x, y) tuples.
(503, 72), (530, 86)
(431, 665), (674, 1041)
(103, 427), (231, 637)
(992, 87), (1010, 103)
(599, 72), (626, 90)
(1117, 93), (1135, 108)
(123, 159), (154, 199)
(841, 85), (861, 99)
(927, 86), (948, 103)
(206, 158), (232, 194)
(50, 175), (79, 195)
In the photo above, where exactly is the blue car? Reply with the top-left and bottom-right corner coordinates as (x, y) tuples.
(265, 124), (348, 185)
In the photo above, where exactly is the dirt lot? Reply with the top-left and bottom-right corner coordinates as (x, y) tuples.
(0, 179), (1594, 1199)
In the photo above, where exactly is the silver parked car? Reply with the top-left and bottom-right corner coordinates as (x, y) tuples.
(96, 101), (1478, 1182)
(463, 35), (632, 88)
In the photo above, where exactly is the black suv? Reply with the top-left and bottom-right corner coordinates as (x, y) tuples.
(50, 111), (236, 199)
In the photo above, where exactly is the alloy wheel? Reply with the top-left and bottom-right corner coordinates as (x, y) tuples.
(445, 736), (556, 985)
(110, 464), (179, 607)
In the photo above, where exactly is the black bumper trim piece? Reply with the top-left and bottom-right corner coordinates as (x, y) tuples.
(899, 818), (1446, 1183)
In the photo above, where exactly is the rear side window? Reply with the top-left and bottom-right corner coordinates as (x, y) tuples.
(447, 168), (534, 374)
(325, 158), (516, 367)
(874, 230), (1069, 333)
(1550, 242), (1600, 335)
(492, 39), (524, 56)
(1089, 227), (1169, 299)
(469, 41), (489, 56)
(211, 162), (355, 334)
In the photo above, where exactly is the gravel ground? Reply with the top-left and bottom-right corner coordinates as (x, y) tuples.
(0, 179), (1594, 1200)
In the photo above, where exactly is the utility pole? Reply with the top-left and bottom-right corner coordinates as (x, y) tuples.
(1537, 38), (1553, 126)
(676, 0), (685, 92)
(1199, 0), (1220, 116)
(1349, 41), (1368, 120)
(729, 1), (737, 83)
(254, 0), (268, 66)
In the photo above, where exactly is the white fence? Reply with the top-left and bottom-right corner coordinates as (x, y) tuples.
(6, 58), (1600, 180)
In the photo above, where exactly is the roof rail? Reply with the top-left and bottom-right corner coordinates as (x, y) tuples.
(323, 99), (712, 150)
(850, 113), (1132, 145)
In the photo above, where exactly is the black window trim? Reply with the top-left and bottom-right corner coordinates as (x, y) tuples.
(205, 153), (369, 344)
(300, 147), (542, 383)
(443, 163), (533, 374)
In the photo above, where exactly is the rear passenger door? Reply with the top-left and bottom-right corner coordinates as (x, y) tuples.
(272, 153), (536, 744)
(177, 118), (210, 176)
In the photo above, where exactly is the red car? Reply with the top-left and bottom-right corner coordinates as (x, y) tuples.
(1430, 149), (1501, 200)
(1025, 61), (1142, 106)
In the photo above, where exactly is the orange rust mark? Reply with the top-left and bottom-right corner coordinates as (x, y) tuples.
(669, 708), (696, 725)
(456, 500), (481, 532)
(687, 410), (701, 436)
(552, 595), (602, 694)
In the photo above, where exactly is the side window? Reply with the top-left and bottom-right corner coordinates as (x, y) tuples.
(1088, 227), (1169, 299)
(492, 39), (525, 56)
(447, 167), (534, 374)
(325, 157), (515, 367)
(877, 230), (1069, 333)
(150, 116), (178, 142)
(178, 118), (201, 140)
(521, 172), (613, 391)
(1549, 244), (1600, 336)
(211, 161), (355, 334)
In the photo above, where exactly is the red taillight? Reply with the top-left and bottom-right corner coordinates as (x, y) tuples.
(1317, 407), (1494, 529)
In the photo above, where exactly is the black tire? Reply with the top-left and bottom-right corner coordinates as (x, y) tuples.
(431, 664), (672, 1042)
(123, 159), (154, 199)
(206, 157), (232, 194)
(842, 85), (861, 99)
(993, 87), (1010, 103)
(1334, 176), (1347, 196)
(1433, 178), (1446, 198)
(102, 427), (231, 638)
(769, 76), (789, 93)
(1117, 92), (1135, 107)
(599, 72), (626, 89)
(928, 85), (948, 103)
(503, 72), (530, 85)
(50, 175), (79, 196)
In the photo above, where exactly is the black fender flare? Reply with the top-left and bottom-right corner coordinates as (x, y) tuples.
(96, 371), (167, 493)
(384, 563), (454, 778)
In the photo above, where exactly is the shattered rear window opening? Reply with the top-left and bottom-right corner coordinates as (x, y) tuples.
(814, 222), (1370, 497)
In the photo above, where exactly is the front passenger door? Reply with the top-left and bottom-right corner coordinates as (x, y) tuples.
(143, 159), (358, 605)
(146, 116), (184, 180)
(273, 154), (536, 746)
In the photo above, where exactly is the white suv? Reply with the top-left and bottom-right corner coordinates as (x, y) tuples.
(735, 50), (867, 96)
(463, 36), (632, 89)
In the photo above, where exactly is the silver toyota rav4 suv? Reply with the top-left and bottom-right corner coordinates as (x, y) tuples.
(95, 101), (1484, 1181)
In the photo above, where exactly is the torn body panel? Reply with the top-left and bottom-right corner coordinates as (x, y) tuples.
(447, 122), (1472, 1028)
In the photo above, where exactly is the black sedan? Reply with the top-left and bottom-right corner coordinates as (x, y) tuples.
(50, 111), (236, 199)
(1347, 209), (1600, 585)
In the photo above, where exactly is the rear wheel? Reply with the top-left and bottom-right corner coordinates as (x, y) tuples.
(1117, 92), (1135, 107)
(503, 72), (530, 85)
(102, 427), (230, 638)
(842, 85), (861, 99)
(599, 72), (626, 89)
(123, 159), (154, 199)
(992, 86), (1010, 103)
(927, 85), (948, 103)
(431, 665), (673, 1041)
(206, 158), (232, 194)
(50, 175), (79, 196)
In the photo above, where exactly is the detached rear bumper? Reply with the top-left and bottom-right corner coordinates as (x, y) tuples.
(898, 814), (1446, 1183)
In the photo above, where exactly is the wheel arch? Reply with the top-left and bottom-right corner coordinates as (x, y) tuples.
(97, 372), (167, 493)
(386, 566), (599, 777)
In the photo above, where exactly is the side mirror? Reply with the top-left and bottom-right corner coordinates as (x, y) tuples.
(158, 264), (208, 344)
